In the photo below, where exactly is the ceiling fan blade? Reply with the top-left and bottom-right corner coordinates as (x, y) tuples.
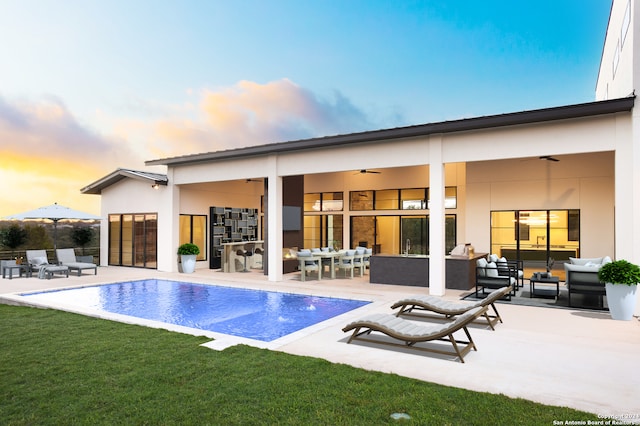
(539, 156), (559, 162)
(355, 169), (381, 174)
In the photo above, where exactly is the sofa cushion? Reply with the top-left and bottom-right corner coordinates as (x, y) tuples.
(569, 257), (603, 266)
(486, 262), (499, 277)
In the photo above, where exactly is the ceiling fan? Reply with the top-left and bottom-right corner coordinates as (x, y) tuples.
(539, 156), (560, 162)
(245, 178), (262, 183)
(355, 169), (381, 174)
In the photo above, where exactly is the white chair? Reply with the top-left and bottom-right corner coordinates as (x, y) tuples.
(297, 250), (320, 281)
(353, 247), (366, 277)
(489, 253), (524, 288)
(362, 248), (372, 274)
(336, 250), (356, 278)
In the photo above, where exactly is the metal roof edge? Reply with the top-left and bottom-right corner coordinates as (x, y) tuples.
(81, 168), (168, 195)
(146, 96), (635, 167)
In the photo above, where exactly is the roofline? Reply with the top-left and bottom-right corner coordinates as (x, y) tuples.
(146, 96), (635, 167)
(81, 168), (168, 195)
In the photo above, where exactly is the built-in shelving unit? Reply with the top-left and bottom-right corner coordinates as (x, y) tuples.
(209, 206), (259, 269)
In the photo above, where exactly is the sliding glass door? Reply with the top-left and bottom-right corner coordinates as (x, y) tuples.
(108, 213), (158, 269)
(491, 210), (580, 272)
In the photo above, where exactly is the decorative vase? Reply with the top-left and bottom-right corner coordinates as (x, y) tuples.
(180, 254), (197, 273)
(605, 283), (638, 320)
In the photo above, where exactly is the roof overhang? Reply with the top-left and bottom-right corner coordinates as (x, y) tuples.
(81, 168), (168, 195)
(145, 96), (635, 167)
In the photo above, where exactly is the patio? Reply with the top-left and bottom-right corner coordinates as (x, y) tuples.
(1, 265), (638, 417)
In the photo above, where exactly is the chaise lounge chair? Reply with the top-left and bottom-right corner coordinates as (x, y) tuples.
(390, 285), (512, 330)
(342, 306), (487, 363)
(26, 249), (69, 279)
(56, 248), (98, 276)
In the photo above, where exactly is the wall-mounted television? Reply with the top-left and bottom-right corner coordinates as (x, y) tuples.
(282, 206), (301, 231)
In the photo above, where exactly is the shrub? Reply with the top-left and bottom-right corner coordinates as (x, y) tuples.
(598, 259), (640, 286)
(177, 243), (200, 255)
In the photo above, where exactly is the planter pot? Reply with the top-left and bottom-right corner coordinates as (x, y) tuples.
(605, 283), (638, 320)
(180, 254), (197, 274)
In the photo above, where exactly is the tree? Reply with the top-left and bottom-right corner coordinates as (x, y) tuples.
(0, 224), (28, 257)
(70, 227), (94, 255)
(24, 224), (53, 250)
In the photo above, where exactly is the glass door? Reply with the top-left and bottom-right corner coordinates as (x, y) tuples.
(491, 210), (580, 277)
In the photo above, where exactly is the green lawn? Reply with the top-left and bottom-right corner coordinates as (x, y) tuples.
(0, 304), (597, 425)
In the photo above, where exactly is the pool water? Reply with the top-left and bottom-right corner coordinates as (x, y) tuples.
(22, 279), (370, 342)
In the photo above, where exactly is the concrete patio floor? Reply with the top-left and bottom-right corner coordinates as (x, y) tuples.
(1, 265), (638, 418)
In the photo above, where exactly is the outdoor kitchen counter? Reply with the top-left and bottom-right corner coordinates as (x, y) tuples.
(369, 253), (488, 289)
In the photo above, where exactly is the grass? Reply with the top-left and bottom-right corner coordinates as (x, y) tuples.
(0, 304), (598, 425)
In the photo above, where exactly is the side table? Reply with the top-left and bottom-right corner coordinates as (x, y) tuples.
(2, 263), (31, 279)
(529, 273), (560, 299)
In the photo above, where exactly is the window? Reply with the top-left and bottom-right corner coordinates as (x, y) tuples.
(622, 0), (631, 48)
(350, 214), (456, 255)
(350, 190), (373, 210)
(305, 192), (344, 212)
(427, 187), (457, 209)
(374, 189), (399, 210)
(491, 210), (580, 270)
(109, 213), (158, 268)
(303, 214), (343, 249)
(180, 214), (206, 261)
(401, 188), (427, 209)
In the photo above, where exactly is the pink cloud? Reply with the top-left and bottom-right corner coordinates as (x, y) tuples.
(0, 94), (134, 167)
(199, 79), (372, 149)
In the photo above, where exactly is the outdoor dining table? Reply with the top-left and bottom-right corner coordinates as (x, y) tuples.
(312, 251), (341, 280)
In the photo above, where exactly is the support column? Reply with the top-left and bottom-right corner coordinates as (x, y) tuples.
(429, 136), (446, 296)
(266, 156), (284, 282)
(616, 111), (640, 313)
(157, 169), (180, 272)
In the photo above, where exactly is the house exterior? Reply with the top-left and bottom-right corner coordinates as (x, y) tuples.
(82, 0), (639, 310)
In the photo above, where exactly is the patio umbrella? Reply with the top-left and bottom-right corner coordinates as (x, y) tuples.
(4, 202), (101, 249)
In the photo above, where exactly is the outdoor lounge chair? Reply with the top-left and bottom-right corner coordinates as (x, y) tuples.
(26, 249), (69, 279)
(342, 306), (487, 363)
(56, 248), (98, 276)
(390, 285), (512, 330)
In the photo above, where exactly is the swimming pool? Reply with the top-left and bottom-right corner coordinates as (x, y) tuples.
(21, 279), (370, 342)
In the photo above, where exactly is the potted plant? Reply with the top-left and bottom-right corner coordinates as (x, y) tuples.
(177, 243), (200, 273)
(598, 259), (640, 320)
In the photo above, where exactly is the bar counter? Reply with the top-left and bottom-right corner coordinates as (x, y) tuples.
(369, 253), (487, 289)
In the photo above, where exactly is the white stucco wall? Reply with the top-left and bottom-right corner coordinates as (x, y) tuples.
(465, 152), (615, 258)
(596, 0), (635, 100)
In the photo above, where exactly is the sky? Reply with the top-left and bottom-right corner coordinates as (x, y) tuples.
(0, 0), (612, 217)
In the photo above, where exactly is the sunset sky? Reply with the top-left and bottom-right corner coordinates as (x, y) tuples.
(0, 0), (611, 217)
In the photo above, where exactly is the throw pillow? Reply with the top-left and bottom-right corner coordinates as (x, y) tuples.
(486, 262), (499, 277)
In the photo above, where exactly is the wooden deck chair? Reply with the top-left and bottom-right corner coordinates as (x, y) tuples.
(390, 285), (511, 330)
(342, 306), (487, 363)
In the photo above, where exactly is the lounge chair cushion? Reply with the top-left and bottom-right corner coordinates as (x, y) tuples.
(342, 307), (486, 362)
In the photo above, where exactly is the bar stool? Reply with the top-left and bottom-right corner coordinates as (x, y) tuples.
(236, 243), (255, 272)
(253, 246), (264, 269)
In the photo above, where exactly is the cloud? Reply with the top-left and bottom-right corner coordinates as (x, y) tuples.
(201, 79), (372, 147)
(0, 94), (134, 166)
(0, 94), (138, 216)
(143, 79), (376, 157)
(0, 79), (395, 216)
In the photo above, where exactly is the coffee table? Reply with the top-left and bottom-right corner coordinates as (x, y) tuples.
(529, 273), (560, 298)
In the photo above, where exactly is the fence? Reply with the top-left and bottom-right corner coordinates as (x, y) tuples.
(0, 246), (100, 263)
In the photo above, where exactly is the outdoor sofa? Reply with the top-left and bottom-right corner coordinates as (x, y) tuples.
(564, 256), (610, 308)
